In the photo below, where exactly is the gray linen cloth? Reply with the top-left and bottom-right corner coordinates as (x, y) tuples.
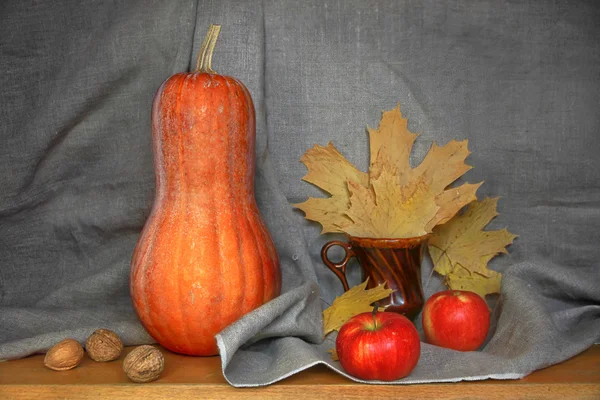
(1, 0), (599, 386)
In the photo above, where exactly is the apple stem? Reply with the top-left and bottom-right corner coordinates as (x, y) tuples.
(372, 304), (379, 328)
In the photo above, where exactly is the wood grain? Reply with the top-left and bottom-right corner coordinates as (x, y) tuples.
(0, 345), (598, 399)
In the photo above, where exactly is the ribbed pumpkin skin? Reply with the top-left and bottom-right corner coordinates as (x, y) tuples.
(131, 72), (281, 356)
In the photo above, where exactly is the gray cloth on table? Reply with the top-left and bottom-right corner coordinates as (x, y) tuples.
(1, 0), (599, 386)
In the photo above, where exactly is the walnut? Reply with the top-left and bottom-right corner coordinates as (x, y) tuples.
(44, 338), (84, 371)
(85, 328), (123, 362)
(122, 345), (165, 383)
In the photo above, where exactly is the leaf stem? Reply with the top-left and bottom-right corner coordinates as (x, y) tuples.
(424, 246), (446, 290)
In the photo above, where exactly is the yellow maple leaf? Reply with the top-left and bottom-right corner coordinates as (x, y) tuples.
(300, 142), (368, 197)
(292, 196), (353, 234)
(413, 140), (472, 192)
(294, 104), (480, 238)
(428, 197), (518, 297)
(293, 142), (368, 234)
(328, 348), (339, 361)
(345, 169), (439, 238)
(427, 182), (483, 231)
(322, 279), (393, 336)
(368, 104), (417, 182)
(445, 264), (503, 299)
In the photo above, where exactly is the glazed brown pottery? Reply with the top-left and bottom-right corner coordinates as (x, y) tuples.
(321, 235), (428, 320)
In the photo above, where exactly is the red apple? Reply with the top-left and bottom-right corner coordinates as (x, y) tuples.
(335, 309), (420, 381)
(422, 290), (490, 351)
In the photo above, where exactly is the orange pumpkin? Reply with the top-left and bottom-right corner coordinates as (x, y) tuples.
(130, 25), (281, 356)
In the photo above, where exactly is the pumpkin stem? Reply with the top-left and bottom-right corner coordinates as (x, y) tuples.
(196, 24), (221, 73)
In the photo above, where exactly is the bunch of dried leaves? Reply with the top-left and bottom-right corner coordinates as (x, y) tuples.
(293, 104), (517, 336)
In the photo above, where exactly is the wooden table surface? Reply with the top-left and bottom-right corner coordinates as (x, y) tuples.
(1, 344), (598, 399)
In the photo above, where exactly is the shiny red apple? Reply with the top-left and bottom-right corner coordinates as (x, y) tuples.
(422, 290), (490, 351)
(335, 308), (421, 381)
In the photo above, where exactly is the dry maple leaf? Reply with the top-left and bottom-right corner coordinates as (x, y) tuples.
(328, 348), (339, 361)
(345, 168), (439, 238)
(444, 265), (503, 299)
(322, 278), (393, 337)
(428, 197), (518, 298)
(368, 105), (417, 182)
(294, 104), (481, 238)
(293, 142), (368, 234)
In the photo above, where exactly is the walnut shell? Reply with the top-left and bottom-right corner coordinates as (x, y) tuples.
(122, 345), (165, 383)
(44, 338), (84, 371)
(85, 328), (123, 362)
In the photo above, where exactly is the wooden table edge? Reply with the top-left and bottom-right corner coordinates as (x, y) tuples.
(1, 382), (599, 400)
(0, 345), (598, 399)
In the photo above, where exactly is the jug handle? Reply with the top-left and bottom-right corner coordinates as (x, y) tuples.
(321, 241), (355, 292)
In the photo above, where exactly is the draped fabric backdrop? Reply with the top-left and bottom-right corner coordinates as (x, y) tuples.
(1, 0), (599, 385)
